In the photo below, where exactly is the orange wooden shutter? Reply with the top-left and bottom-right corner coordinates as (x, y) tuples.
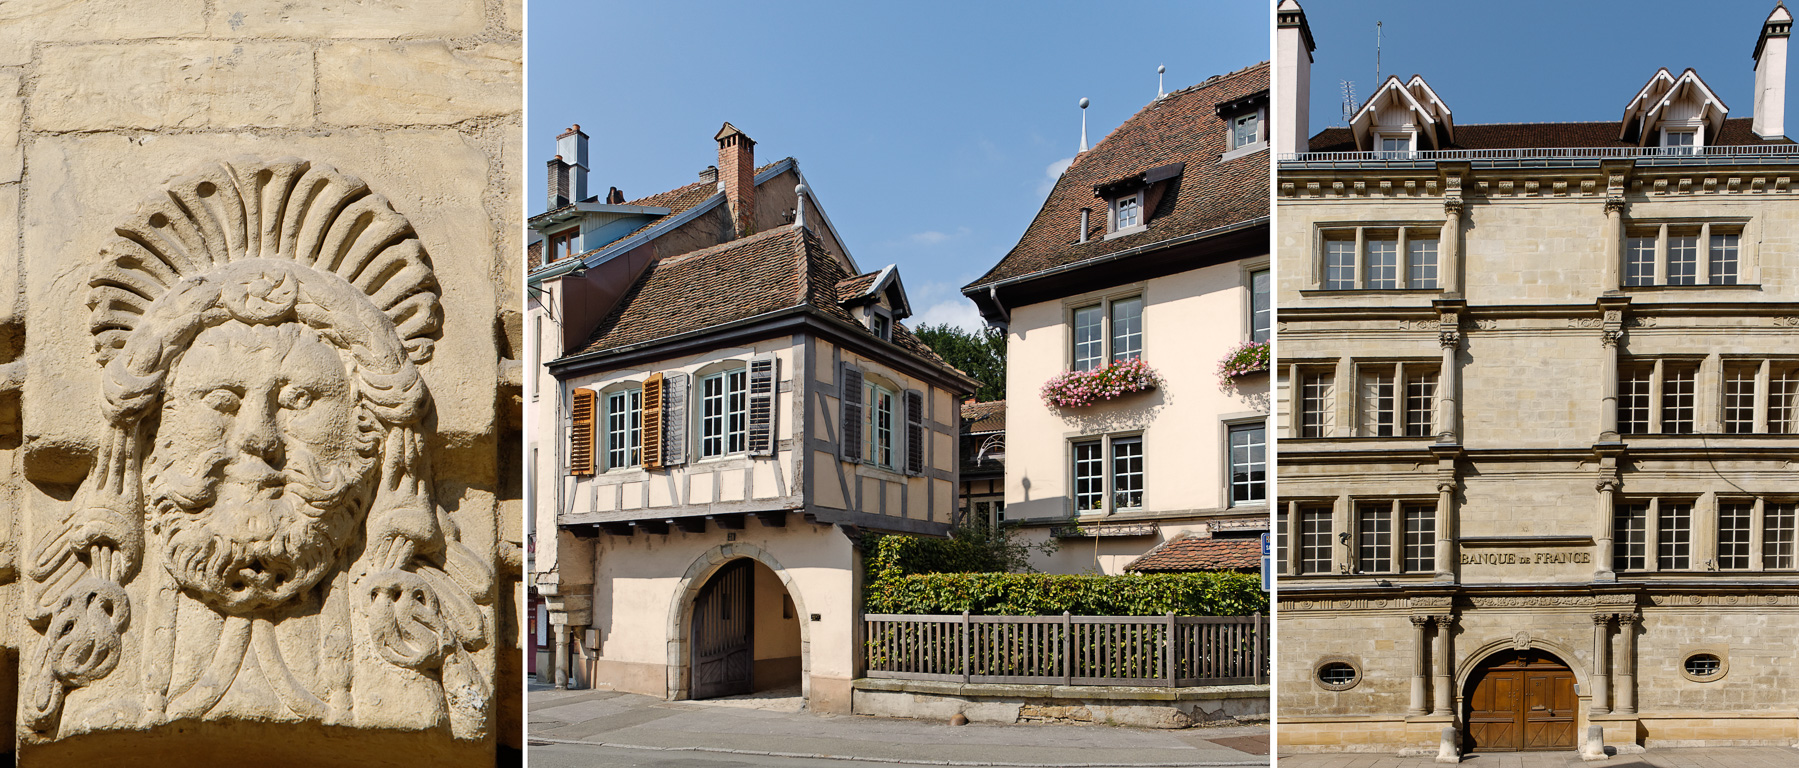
(642, 373), (665, 469)
(569, 388), (596, 476)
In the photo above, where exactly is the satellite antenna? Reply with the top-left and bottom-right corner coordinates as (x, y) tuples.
(1079, 97), (1090, 152)
(1341, 80), (1357, 125)
(1158, 64), (1166, 99)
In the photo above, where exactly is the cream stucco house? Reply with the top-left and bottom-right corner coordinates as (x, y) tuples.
(963, 63), (1272, 575)
(1277, 0), (1799, 755)
(526, 124), (975, 713)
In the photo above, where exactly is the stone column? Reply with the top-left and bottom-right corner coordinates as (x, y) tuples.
(1432, 614), (1455, 717)
(1601, 198), (1624, 291)
(1438, 328), (1460, 444)
(1441, 190), (1463, 293)
(1287, 500), (1302, 575)
(1436, 479), (1456, 581)
(1615, 614), (1638, 714)
(1600, 328), (1621, 441)
(1590, 613), (1612, 715)
(1410, 615), (1432, 716)
(1596, 478), (1618, 581)
(554, 623), (571, 690)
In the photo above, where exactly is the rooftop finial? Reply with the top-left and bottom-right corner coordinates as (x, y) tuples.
(794, 183), (810, 231)
(1158, 65), (1166, 99)
(1079, 97), (1090, 152)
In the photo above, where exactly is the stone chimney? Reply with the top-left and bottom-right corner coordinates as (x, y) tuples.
(1276, 0), (1316, 155)
(546, 155), (570, 210)
(557, 124), (590, 202)
(1755, 3), (1793, 139)
(715, 122), (756, 238)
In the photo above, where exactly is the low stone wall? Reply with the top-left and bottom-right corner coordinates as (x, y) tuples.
(851, 678), (1268, 729)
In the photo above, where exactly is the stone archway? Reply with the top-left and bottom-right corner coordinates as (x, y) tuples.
(665, 544), (812, 704)
(1457, 639), (1588, 753)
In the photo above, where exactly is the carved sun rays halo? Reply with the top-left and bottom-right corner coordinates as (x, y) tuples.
(23, 158), (490, 736)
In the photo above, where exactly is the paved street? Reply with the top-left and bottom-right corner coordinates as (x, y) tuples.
(1277, 746), (1799, 768)
(528, 684), (1269, 767)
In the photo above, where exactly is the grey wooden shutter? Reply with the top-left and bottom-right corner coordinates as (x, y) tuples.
(840, 363), (863, 462)
(904, 389), (925, 475)
(747, 355), (778, 456)
(569, 388), (596, 476)
(663, 372), (689, 466)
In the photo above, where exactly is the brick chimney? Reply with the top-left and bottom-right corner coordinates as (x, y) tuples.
(715, 122), (756, 238)
(547, 155), (570, 210)
(1755, 3), (1793, 139)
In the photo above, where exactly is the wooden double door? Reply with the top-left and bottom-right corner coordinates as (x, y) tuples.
(690, 559), (754, 700)
(1464, 651), (1577, 752)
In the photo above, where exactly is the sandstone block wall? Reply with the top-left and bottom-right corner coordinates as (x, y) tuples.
(1, 2), (521, 765)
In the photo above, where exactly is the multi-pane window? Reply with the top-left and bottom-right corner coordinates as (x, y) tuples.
(1404, 505), (1436, 573)
(1718, 502), (1753, 570)
(1379, 135), (1410, 155)
(1070, 296), (1143, 371)
(1777, 366), (1799, 434)
(1110, 297), (1143, 363)
(1250, 269), (1271, 343)
(548, 227), (578, 263)
(1408, 239), (1439, 289)
(1233, 112), (1260, 148)
(1324, 240), (1355, 290)
(1664, 129), (1696, 153)
(1662, 364), (1695, 434)
(1357, 504), (1392, 573)
(1276, 513), (1288, 575)
(1624, 224), (1746, 287)
(1767, 503), (1797, 569)
(1619, 366), (1651, 434)
(701, 369), (748, 458)
(1724, 365), (1757, 434)
(1720, 360), (1799, 434)
(1710, 233), (1739, 284)
(1614, 503), (1647, 571)
(1299, 370), (1335, 438)
(1658, 501), (1692, 570)
(1356, 364), (1436, 437)
(605, 389), (643, 470)
(1111, 436), (1143, 510)
(1300, 509), (1332, 575)
(1073, 440), (1104, 512)
(1073, 305), (1104, 372)
(1666, 232), (1698, 285)
(870, 312), (891, 341)
(1228, 423), (1265, 506)
(1114, 194), (1140, 230)
(866, 383), (895, 468)
(1318, 227), (1442, 290)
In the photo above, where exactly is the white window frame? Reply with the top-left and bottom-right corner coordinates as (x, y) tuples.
(1375, 132), (1415, 157)
(1069, 431), (1144, 516)
(1225, 420), (1265, 507)
(1246, 263), (1271, 344)
(1660, 126), (1700, 154)
(699, 367), (748, 459)
(1067, 291), (1146, 372)
(1107, 190), (1147, 238)
(604, 387), (642, 471)
(1220, 107), (1269, 162)
(865, 381), (896, 470)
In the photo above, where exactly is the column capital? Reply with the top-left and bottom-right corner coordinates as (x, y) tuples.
(1444, 197), (1465, 217)
(1596, 477), (1620, 493)
(1592, 612), (1615, 625)
(1411, 614), (1434, 627)
(1616, 612), (1639, 627)
(1604, 196), (1626, 214)
(1439, 330), (1461, 350)
(1601, 329), (1624, 348)
(1432, 614), (1455, 628)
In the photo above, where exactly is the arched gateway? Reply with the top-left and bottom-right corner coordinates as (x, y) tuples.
(1462, 649), (1578, 752)
(666, 545), (810, 704)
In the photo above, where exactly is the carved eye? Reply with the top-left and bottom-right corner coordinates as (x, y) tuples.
(278, 386), (315, 411)
(203, 388), (241, 414)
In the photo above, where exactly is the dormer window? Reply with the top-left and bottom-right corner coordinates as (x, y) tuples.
(1663, 128), (1697, 154)
(1377, 134), (1413, 157)
(870, 311), (891, 341)
(548, 227), (578, 262)
(1113, 193), (1142, 231)
(1216, 90), (1269, 161)
(1232, 113), (1261, 149)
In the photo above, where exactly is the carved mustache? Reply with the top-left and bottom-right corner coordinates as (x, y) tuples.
(146, 441), (370, 517)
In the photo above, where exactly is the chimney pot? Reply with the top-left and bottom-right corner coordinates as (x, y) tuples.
(699, 165), (718, 185)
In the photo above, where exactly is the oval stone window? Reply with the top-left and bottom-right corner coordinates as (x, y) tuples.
(1683, 653), (1724, 681)
(1316, 661), (1359, 690)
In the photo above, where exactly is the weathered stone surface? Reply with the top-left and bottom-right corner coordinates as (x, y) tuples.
(0, 0), (206, 66)
(206, 0), (485, 39)
(0, 69), (20, 184)
(319, 42), (521, 126)
(32, 43), (313, 131)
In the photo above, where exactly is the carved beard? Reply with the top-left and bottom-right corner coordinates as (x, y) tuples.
(145, 433), (375, 615)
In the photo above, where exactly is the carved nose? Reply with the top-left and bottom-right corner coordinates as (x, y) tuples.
(234, 396), (283, 466)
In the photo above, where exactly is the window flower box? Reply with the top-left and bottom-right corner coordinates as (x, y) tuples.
(1040, 358), (1163, 408)
(1217, 340), (1269, 394)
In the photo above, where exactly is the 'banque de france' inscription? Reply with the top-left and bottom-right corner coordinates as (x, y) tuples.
(1461, 551), (1592, 566)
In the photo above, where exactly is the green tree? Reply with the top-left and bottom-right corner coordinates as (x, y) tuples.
(914, 322), (1005, 401)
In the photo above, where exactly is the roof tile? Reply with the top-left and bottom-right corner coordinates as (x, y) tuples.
(1125, 535), (1259, 572)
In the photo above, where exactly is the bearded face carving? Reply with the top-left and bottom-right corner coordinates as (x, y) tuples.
(23, 158), (491, 742)
(147, 322), (372, 614)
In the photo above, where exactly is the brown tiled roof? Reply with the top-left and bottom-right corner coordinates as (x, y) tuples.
(960, 400), (1005, 433)
(529, 161), (786, 272)
(837, 271), (881, 302)
(527, 239), (543, 270)
(1306, 117), (1792, 152)
(1125, 535), (1259, 572)
(968, 62), (1269, 290)
(569, 226), (967, 384)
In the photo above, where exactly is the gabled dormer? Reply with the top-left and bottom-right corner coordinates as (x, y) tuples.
(1620, 68), (1729, 151)
(1348, 75), (1454, 153)
(838, 265), (912, 342)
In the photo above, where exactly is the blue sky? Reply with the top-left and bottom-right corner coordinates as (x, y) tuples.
(527, 1), (1269, 331)
(1303, 1), (1786, 132)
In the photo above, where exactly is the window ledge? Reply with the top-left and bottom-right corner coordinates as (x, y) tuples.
(1104, 224), (1148, 241)
(854, 463), (908, 482)
(1300, 288), (1445, 297)
(1620, 283), (1761, 291)
(1220, 141), (1268, 163)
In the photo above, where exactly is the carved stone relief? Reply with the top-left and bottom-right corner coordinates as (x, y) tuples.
(23, 158), (492, 741)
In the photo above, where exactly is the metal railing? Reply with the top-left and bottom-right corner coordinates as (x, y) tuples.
(1280, 144), (1799, 165)
(862, 612), (1266, 687)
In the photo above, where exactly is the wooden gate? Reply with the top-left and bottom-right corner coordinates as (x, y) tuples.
(1464, 650), (1577, 752)
(690, 558), (754, 700)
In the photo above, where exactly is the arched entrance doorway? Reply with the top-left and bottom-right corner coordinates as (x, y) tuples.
(687, 557), (803, 700)
(1462, 649), (1577, 752)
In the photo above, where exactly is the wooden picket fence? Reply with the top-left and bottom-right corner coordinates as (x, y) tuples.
(862, 612), (1266, 687)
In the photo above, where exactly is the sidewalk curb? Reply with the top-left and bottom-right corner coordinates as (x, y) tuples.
(527, 736), (1267, 767)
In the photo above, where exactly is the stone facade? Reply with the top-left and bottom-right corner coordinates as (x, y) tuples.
(1277, 1), (1799, 755)
(1, 3), (521, 765)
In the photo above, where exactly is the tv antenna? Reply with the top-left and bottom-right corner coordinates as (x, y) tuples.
(1340, 80), (1357, 125)
(1376, 21), (1383, 86)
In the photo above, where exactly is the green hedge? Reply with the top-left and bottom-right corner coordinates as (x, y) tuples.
(863, 530), (1019, 577)
(863, 571), (1267, 617)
